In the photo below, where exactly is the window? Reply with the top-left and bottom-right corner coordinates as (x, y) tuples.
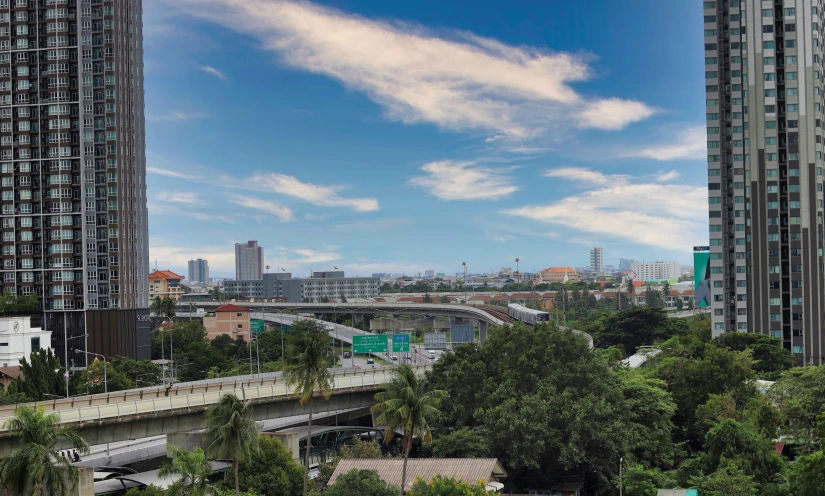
(765, 89), (776, 97)
(766, 153), (778, 161)
(763, 25), (774, 33)
(706, 57), (718, 65)
(786, 23), (796, 31)
(763, 9), (772, 17)
(787, 56), (797, 64)
(787, 72), (798, 80)
(764, 73), (775, 81)
(764, 57), (775, 65)
(764, 41), (774, 49)
(766, 137), (777, 145)
(785, 7), (795, 16)
(788, 104), (799, 112)
(793, 346), (803, 354)
(766, 120), (777, 129)
(786, 39), (796, 48)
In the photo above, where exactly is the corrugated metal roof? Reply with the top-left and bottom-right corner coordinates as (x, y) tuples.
(329, 458), (506, 490)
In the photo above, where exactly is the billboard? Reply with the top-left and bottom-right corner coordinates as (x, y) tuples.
(450, 325), (475, 343)
(694, 246), (711, 308)
(424, 332), (448, 350)
(353, 335), (388, 354)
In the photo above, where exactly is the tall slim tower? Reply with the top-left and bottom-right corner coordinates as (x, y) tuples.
(704, 0), (823, 364)
(589, 247), (604, 273)
(235, 241), (263, 280)
(188, 258), (209, 283)
(0, 0), (150, 363)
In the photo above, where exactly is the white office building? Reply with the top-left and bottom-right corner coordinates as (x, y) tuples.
(0, 316), (52, 368)
(631, 261), (681, 282)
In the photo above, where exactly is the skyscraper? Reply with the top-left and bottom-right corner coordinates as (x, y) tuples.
(235, 241), (263, 280)
(187, 259), (210, 283)
(589, 247), (604, 273)
(0, 1), (150, 363)
(704, 1), (823, 364)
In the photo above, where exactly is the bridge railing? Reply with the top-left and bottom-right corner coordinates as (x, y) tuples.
(0, 365), (431, 432)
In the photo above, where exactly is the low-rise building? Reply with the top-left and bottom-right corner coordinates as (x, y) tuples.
(225, 271), (380, 302)
(0, 316), (52, 368)
(329, 458), (506, 493)
(148, 270), (185, 302)
(630, 261), (681, 281)
(203, 304), (251, 341)
(537, 267), (580, 283)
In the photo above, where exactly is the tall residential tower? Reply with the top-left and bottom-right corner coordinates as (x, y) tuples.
(187, 258), (209, 283)
(589, 247), (604, 273)
(703, 0), (823, 364)
(0, 0), (150, 362)
(235, 241), (263, 280)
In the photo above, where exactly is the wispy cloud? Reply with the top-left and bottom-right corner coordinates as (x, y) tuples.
(231, 196), (294, 221)
(154, 191), (201, 204)
(656, 170), (681, 182)
(409, 160), (519, 201)
(504, 167), (706, 251)
(199, 65), (228, 80)
(246, 173), (379, 212)
(544, 167), (617, 186)
(630, 125), (706, 161)
(146, 110), (210, 122)
(163, 0), (655, 140)
(147, 166), (201, 180)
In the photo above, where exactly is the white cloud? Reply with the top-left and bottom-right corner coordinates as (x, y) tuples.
(247, 173), (379, 212)
(150, 241), (237, 274)
(656, 170), (681, 182)
(163, 0), (655, 139)
(146, 110), (210, 122)
(409, 160), (519, 201)
(632, 125), (706, 161)
(504, 168), (707, 251)
(231, 197), (294, 221)
(199, 65), (227, 80)
(544, 167), (615, 186)
(154, 191), (201, 204)
(146, 166), (201, 180)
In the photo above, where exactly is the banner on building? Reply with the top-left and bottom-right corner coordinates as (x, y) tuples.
(694, 246), (711, 308)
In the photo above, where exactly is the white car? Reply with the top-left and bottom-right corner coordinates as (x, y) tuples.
(391, 355), (399, 361)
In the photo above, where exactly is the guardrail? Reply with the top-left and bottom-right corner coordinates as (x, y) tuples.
(0, 365), (431, 433)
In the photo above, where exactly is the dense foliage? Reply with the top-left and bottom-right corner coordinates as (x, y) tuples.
(324, 469), (397, 496)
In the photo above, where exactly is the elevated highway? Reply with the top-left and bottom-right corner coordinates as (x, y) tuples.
(0, 364), (430, 456)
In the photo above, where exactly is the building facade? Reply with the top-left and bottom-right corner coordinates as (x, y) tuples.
(619, 258), (635, 271)
(148, 269), (184, 302)
(224, 271), (380, 302)
(590, 247), (604, 273)
(234, 241), (263, 280)
(0, 0), (150, 363)
(631, 261), (680, 281)
(704, 1), (824, 363)
(0, 316), (51, 367)
(187, 258), (209, 283)
(203, 303), (250, 341)
(537, 267), (579, 283)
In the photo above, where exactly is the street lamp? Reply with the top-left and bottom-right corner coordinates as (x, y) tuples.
(65, 334), (88, 398)
(514, 258), (520, 293)
(462, 262), (467, 304)
(75, 349), (106, 394)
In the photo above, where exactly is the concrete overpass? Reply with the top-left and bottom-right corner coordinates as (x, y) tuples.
(0, 364), (430, 456)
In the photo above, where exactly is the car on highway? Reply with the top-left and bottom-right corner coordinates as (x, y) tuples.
(391, 355), (398, 361)
(427, 350), (437, 358)
(366, 359), (375, 364)
(343, 351), (351, 358)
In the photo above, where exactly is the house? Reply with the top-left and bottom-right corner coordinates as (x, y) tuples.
(203, 304), (251, 341)
(328, 458), (507, 492)
(148, 270), (186, 302)
(537, 267), (580, 283)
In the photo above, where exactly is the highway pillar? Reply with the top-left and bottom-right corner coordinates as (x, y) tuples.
(478, 321), (488, 343)
(167, 431), (208, 455)
(267, 432), (301, 462)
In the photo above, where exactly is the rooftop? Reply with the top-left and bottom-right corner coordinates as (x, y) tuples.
(329, 458), (506, 490)
(148, 270), (185, 281)
(214, 304), (249, 312)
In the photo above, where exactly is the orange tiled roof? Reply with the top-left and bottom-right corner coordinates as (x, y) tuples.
(148, 269), (185, 280)
(215, 304), (249, 312)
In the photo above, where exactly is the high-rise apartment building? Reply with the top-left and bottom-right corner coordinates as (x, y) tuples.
(619, 258), (635, 271)
(235, 241), (263, 280)
(187, 258), (209, 283)
(631, 261), (680, 282)
(0, 1), (150, 363)
(590, 247), (604, 273)
(704, 0), (823, 364)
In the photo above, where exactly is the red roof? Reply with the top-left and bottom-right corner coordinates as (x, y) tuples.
(541, 267), (578, 273)
(148, 269), (185, 280)
(373, 297), (387, 302)
(215, 304), (249, 312)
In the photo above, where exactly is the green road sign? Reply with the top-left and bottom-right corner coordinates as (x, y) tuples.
(250, 319), (265, 335)
(392, 334), (410, 353)
(353, 335), (388, 354)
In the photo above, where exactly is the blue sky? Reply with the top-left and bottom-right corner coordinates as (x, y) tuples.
(145, 0), (707, 278)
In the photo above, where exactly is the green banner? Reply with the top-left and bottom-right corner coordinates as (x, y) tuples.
(250, 319), (265, 335)
(353, 335), (388, 354)
(392, 334), (410, 353)
(694, 250), (711, 308)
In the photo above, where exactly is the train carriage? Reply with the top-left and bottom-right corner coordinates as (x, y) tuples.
(507, 303), (550, 325)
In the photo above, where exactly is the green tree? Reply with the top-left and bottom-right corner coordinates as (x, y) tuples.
(770, 366), (825, 449)
(231, 435), (303, 496)
(110, 356), (163, 386)
(625, 279), (635, 304)
(675, 298), (683, 311)
(285, 327), (336, 496)
(151, 296), (178, 320)
(124, 485), (166, 496)
(372, 364), (448, 496)
(693, 461), (758, 496)
(325, 469), (397, 496)
(205, 393), (260, 495)
(0, 405), (89, 495)
(159, 446), (214, 496)
(423, 292), (433, 303)
(622, 466), (675, 496)
(317, 439), (387, 487)
(73, 358), (135, 395)
(439, 295), (450, 304)
(429, 428), (490, 458)
(789, 450), (825, 496)
(714, 333), (796, 380)
(14, 349), (64, 401)
(407, 475), (489, 496)
(617, 371), (677, 469)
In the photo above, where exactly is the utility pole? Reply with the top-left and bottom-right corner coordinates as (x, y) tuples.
(619, 457), (623, 496)
(514, 258), (520, 293)
(462, 262), (467, 304)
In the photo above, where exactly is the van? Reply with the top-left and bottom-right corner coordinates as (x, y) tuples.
(427, 350), (437, 358)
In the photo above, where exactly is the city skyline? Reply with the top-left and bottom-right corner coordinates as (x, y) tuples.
(143, 0), (708, 278)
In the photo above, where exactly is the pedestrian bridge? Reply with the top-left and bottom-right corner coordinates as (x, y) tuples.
(0, 364), (430, 456)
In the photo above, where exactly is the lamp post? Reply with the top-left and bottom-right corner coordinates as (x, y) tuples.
(515, 258), (520, 293)
(65, 333), (88, 398)
(462, 262), (467, 304)
(75, 349), (106, 393)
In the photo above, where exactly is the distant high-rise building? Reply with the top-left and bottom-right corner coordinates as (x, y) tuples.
(0, 1), (151, 363)
(619, 258), (635, 271)
(590, 247), (604, 273)
(631, 261), (680, 282)
(424, 270), (435, 278)
(235, 241), (263, 280)
(704, 1), (824, 364)
(188, 259), (210, 283)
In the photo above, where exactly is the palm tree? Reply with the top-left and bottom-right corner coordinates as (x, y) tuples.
(150, 296), (177, 321)
(284, 328), (336, 496)
(0, 405), (89, 495)
(158, 446), (214, 496)
(372, 364), (448, 496)
(204, 393), (259, 494)
(625, 278), (636, 306)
